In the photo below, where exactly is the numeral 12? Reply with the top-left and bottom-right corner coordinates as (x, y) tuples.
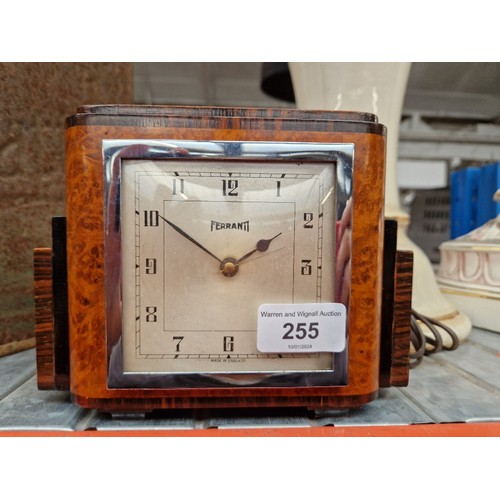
(222, 179), (238, 196)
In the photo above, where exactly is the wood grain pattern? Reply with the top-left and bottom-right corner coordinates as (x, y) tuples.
(64, 106), (388, 412)
(34, 244), (70, 391)
(379, 222), (413, 389)
(69, 105), (384, 134)
(390, 250), (413, 386)
(34, 248), (55, 390)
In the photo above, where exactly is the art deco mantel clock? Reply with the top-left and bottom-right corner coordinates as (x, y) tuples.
(34, 105), (413, 414)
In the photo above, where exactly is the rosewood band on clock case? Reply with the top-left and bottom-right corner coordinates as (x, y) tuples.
(34, 105), (412, 413)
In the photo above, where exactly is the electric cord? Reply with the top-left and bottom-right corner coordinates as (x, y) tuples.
(409, 309), (460, 368)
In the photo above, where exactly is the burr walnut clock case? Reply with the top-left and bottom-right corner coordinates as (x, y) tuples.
(34, 105), (412, 414)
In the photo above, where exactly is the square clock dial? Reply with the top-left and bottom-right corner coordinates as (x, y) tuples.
(104, 140), (353, 388)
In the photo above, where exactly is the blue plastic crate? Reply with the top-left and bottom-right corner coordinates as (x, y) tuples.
(450, 166), (480, 238)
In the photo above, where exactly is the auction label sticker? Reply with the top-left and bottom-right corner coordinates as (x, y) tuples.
(257, 303), (346, 353)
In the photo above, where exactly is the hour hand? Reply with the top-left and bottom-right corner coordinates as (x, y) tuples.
(159, 215), (222, 263)
(236, 232), (282, 264)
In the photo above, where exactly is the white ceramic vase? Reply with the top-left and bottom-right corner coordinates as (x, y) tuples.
(289, 62), (472, 345)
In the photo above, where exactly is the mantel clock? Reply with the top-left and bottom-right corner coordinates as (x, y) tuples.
(34, 105), (412, 414)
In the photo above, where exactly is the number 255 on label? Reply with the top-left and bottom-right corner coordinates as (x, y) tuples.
(257, 303), (346, 353)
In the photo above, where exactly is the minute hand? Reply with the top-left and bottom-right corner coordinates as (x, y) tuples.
(159, 215), (222, 264)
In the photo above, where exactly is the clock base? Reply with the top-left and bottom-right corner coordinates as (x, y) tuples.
(71, 391), (379, 414)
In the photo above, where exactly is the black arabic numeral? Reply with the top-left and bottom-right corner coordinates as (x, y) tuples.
(222, 179), (239, 196)
(173, 336), (184, 352)
(301, 259), (312, 275)
(145, 306), (158, 322)
(282, 323), (294, 340)
(308, 323), (319, 339)
(144, 210), (159, 227)
(145, 258), (157, 275)
(223, 336), (235, 352)
(304, 212), (314, 228)
(282, 322), (320, 340)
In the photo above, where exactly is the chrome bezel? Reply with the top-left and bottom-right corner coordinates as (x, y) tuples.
(103, 139), (354, 388)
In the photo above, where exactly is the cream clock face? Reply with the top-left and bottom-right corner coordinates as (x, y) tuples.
(119, 159), (337, 376)
(103, 139), (353, 387)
